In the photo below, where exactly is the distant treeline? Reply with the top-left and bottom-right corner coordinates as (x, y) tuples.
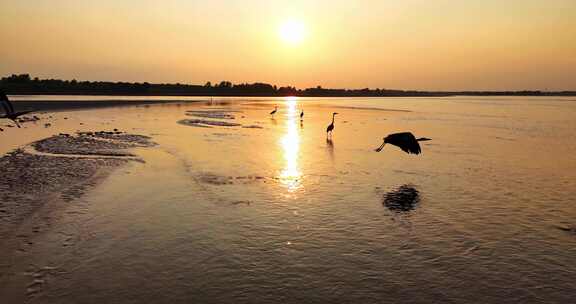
(1, 74), (574, 97)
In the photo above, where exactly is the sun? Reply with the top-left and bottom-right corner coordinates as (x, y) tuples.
(279, 20), (307, 45)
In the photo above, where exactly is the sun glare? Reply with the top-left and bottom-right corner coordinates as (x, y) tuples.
(279, 20), (306, 45)
(279, 97), (302, 193)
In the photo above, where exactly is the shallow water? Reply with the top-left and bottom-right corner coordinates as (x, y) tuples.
(1, 96), (576, 303)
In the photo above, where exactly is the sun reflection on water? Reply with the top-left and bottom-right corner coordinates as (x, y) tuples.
(279, 97), (302, 192)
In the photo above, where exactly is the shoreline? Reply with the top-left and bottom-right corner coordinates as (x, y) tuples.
(8, 95), (574, 115)
(7, 99), (205, 113)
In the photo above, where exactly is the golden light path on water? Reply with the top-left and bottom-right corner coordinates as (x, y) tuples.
(279, 97), (302, 193)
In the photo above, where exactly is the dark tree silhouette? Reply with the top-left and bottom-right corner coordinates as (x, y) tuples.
(1, 74), (574, 97)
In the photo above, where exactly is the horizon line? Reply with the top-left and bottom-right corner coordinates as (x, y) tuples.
(1, 74), (575, 94)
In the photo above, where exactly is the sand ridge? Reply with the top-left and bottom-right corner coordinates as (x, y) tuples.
(0, 131), (155, 241)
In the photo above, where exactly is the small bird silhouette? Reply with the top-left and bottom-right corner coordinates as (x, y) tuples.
(270, 106), (278, 116)
(0, 90), (34, 128)
(375, 132), (431, 155)
(300, 109), (304, 120)
(326, 112), (338, 138)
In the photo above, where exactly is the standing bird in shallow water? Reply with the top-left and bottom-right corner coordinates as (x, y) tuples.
(0, 90), (34, 128)
(300, 109), (304, 120)
(326, 112), (338, 138)
(270, 106), (278, 116)
(375, 132), (431, 155)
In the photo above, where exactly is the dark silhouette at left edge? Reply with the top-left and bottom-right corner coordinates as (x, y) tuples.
(0, 89), (35, 128)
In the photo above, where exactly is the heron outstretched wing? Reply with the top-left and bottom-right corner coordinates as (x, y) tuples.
(0, 100), (9, 116)
(385, 132), (422, 155)
(14, 110), (35, 116)
(0, 91), (12, 115)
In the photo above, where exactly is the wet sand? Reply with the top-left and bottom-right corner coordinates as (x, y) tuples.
(0, 132), (155, 263)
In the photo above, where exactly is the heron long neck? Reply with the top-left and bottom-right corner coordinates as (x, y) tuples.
(332, 114), (335, 124)
(375, 140), (386, 152)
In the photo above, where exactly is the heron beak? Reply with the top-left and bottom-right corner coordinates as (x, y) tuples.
(375, 141), (385, 152)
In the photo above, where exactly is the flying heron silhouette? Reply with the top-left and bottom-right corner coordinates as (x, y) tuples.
(375, 132), (431, 155)
(270, 106), (278, 116)
(326, 112), (338, 138)
(1, 90), (34, 128)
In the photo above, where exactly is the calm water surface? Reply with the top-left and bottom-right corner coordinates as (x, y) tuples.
(1, 96), (575, 303)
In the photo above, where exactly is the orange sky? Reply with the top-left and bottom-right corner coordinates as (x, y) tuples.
(1, 0), (575, 90)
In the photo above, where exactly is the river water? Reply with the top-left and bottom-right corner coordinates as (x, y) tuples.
(1, 96), (575, 303)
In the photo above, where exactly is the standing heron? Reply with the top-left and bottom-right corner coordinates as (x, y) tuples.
(375, 132), (431, 155)
(326, 112), (338, 138)
(1, 90), (34, 128)
(300, 109), (304, 120)
(270, 106), (278, 116)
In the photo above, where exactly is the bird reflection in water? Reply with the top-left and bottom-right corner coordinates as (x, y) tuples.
(383, 185), (421, 213)
(326, 138), (334, 161)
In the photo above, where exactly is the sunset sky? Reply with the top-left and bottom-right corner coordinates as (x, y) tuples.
(1, 0), (575, 90)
